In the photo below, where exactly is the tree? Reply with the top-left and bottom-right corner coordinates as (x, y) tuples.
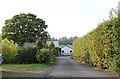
(51, 38), (58, 41)
(49, 42), (57, 56)
(58, 36), (78, 45)
(2, 13), (49, 46)
(109, 8), (118, 18)
(49, 42), (55, 49)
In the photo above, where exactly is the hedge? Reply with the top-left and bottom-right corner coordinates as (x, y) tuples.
(73, 18), (120, 75)
(17, 47), (38, 64)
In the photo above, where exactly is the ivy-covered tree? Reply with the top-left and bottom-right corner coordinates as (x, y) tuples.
(2, 13), (50, 46)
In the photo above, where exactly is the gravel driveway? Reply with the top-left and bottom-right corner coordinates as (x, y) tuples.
(48, 56), (117, 77)
(2, 56), (119, 79)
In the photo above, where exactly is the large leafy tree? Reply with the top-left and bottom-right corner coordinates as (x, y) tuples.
(2, 13), (50, 46)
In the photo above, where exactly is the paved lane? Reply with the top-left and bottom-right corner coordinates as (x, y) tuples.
(48, 56), (117, 77)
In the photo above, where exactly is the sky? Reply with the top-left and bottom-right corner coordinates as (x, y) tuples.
(0, 0), (119, 38)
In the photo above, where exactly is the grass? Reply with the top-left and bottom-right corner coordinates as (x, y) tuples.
(2, 58), (57, 72)
(2, 64), (53, 77)
(2, 63), (54, 72)
(2, 57), (57, 72)
(2, 59), (57, 77)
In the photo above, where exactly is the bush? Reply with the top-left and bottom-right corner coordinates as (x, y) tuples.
(2, 39), (18, 63)
(36, 48), (55, 63)
(36, 48), (50, 63)
(73, 18), (120, 74)
(17, 47), (38, 64)
(49, 42), (57, 56)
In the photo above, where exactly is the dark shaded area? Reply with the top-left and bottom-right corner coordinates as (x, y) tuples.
(2, 77), (119, 79)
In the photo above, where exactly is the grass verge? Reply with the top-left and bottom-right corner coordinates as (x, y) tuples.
(2, 59), (57, 72)
(3, 64), (51, 71)
(2, 59), (57, 77)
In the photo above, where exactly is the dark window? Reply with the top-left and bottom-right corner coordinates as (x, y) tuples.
(70, 50), (72, 53)
(62, 51), (64, 53)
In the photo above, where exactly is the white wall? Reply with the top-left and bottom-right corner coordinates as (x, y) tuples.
(61, 46), (73, 55)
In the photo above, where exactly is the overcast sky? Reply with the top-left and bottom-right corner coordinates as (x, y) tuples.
(0, 0), (119, 38)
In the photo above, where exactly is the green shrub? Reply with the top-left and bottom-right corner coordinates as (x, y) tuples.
(36, 47), (56, 64)
(17, 47), (38, 64)
(50, 48), (57, 56)
(36, 48), (51, 63)
(49, 42), (57, 56)
(2, 39), (18, 63)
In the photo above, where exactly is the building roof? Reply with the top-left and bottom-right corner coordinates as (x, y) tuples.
(59, 45), (65, 48)
(60, 45), (73, 49)
(53, 41), (59, 47)
(24, 43), (36, 47)
(67, 45), (73, 49)
(46, 41), (59, 48)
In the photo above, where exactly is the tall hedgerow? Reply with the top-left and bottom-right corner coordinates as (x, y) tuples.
(73, 17), (120, 74)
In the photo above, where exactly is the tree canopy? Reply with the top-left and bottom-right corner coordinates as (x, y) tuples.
(2, 13), (50, 46)
(58, 37), (78, 45)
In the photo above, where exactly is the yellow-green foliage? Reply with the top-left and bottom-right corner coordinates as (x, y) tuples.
(2, 39), (18, 63)
(73, 18), (120, 74)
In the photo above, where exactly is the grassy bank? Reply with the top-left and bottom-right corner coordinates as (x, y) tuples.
(2, 64), (50, 71)
(2, 59), (57, 77)
(2, 59), (57, 72)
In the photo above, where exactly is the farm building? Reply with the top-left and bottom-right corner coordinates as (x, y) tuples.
(60, 45), (73, 56)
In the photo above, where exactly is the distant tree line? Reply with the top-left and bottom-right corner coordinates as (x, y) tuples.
(51, 36), (78, 45)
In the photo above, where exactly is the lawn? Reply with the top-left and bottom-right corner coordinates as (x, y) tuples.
(2, 64), (54, 77)
(2, 60), (57, 77)
(2, 63), (55, 72)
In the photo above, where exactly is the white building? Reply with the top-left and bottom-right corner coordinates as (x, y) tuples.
(46, 41), (73, 56)
(60, 45), (73, 56)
